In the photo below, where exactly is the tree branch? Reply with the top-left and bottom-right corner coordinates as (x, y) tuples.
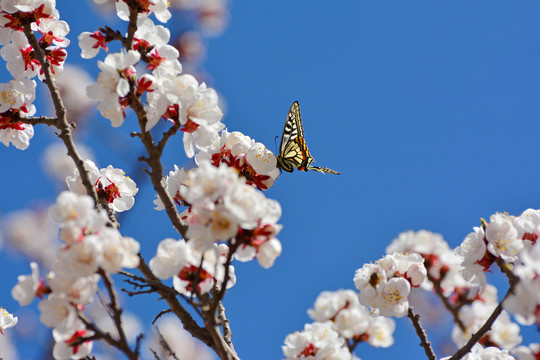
(447, 277), (518, 360)
(407, 307), (436, 360)
(426, 271), (466, 331)
(22, 22), (118, 228)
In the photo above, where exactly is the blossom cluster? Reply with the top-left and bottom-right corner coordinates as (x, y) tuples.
(381, 227), (538, 353)
(11, 191), (140, 359)
(354, 252), (427, 318)
(0, 0), (69, 149)
(455, 210), (540, 327)
(441, 344), (517, 360)
(386, 230), (469, 297)
(150, 238), (236, 295)
(153, 161), (283, 269)
(282, 321), (353, 360)
(196, 129), (280, 190)
(282, 289), (396, 359)
(66, 159), (138, 213)
(279, 288), (397, 359)
(80, 11), (225, 159)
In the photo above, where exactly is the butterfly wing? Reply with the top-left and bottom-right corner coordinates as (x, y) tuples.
(279, 101), (301, 154)
(277, 101), (340, 175)
(277, 101), (305, 172)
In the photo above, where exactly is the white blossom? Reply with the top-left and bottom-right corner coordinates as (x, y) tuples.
(282, 321), (352, 360)
(354, 253), (425, 318)
(1, 0), (57, 15)
(38, 295), (77, 331)
(149, 238), (188, 279)
(196, 129), (279, 190)
(52, 321), (94, 360)
(0, 31), (39, 78)
(96, 165), (138, 212)
(455, 226), (489, 291)
(114, 0), (171, 23)
(150, 238), (235, 296)
(153, 165), (188, 210)
(65, 159), (100, 195)
(133, 17), (170, 47)
(87, 50), (140, 127)
(35, 17), (70, 47)
(11, 261), (41, 306)
(441, 344), (515, 360)
(0, 307), (18, 334)
(485, 213), (523, 262)
(49, 191), (96, 228)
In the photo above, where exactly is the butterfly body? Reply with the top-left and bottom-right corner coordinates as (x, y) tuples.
(276, 101), (340, 175)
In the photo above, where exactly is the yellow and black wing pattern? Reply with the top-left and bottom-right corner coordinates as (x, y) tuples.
(276, 101), (340, 175)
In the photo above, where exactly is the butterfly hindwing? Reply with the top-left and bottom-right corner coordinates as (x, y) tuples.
(276, 101), (340, 175)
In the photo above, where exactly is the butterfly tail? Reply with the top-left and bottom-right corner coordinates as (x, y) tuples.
(308, 166), (341, 175)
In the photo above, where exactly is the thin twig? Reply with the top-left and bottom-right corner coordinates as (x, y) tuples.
(426, 271), (466, 331)
(19, 116), (57, 126)
(407, 307), (437, 360)
(97, 268), (138, 359)
(136, 254), (212, 346)
(152, 309), (172, 324)
(157, 121), (181, 152)
(77, 311), (138, 359)
(216, 299), (235, 352)
(155, 326), (180, 360)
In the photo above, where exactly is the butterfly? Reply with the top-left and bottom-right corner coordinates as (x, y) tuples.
(276, 101), (340, 175)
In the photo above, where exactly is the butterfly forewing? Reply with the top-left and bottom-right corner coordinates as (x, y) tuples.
(279, 101), (302, 155)
(276, 101), (340, 175)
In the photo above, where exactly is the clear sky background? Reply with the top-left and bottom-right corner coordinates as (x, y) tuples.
(1, 1), (540, 359)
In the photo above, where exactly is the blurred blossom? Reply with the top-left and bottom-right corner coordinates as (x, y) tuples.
(0, 330), (19, 359)
(197, 0), (229, 36)
(54, 65), (97, 127)
(12, 262), (42, 307)
(511, 343), (540, 360)
(146, 315), (216, 360)
(4, 206), (60, 268)
(176, 31), (206, 64)
(87, 302), (142, 343)
(42, 142), (95, 186)
(169, 0), (229, 36)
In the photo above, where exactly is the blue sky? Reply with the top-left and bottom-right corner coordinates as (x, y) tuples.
(1, 1), (540, 359)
